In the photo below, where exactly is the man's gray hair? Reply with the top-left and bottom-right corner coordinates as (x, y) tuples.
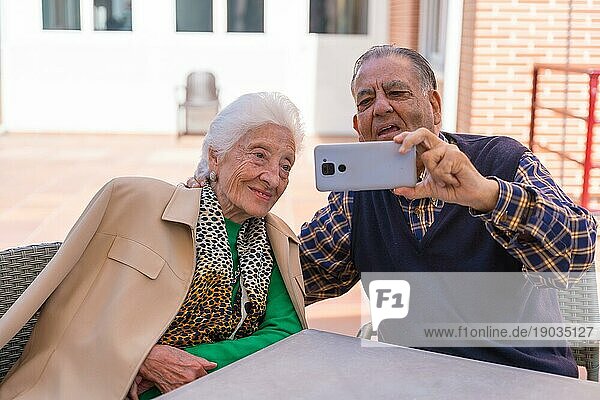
(195, 92), (304, 180)
(351, 45), (438, 94)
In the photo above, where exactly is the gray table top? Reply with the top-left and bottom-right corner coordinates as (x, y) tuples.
(160, 329), (600, 400)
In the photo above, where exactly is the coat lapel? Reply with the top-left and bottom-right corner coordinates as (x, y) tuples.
(161, 185), (202, 228)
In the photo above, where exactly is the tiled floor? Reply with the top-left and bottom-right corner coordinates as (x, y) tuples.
(1, 133), (597, 337)
(0, 132), (366, 336)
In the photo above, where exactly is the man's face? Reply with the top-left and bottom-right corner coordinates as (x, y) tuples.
(352, 56), (441, 142)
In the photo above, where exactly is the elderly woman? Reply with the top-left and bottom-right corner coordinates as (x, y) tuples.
(0, 92), (307, 400)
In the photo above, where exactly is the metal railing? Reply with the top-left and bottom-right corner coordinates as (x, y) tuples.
(529, 64), (599, 209)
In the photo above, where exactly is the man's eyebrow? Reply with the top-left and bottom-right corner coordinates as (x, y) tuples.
(356, 88), (375, 98)
(383, 80), (411, 90)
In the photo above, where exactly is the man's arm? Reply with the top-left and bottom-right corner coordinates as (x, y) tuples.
(393, 129), (596, 289)
(299, 191), (360, 305)
(472, 151), (597, 288)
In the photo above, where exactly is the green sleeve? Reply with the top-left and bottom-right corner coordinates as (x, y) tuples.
(184, 261), (303, 370)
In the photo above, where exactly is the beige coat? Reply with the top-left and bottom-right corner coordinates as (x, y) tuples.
(0, 177), (307, 400)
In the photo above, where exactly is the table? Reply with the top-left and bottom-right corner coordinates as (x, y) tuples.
(160, 329), (600, 399)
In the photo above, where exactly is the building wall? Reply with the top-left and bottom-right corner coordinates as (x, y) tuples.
(313, 2), (390, 135)
(456, 0), (600, 207)
(0, 0), (388, 136)
(389, 0), (420, 49)
(456, 0), (475, 134)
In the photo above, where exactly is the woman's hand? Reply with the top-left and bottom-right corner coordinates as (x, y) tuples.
(127, 374), (155, 400)
(137, 344), (217, 395)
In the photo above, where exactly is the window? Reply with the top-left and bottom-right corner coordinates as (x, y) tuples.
(309, 0), (368, 34)
(176, 0), (213, 32)
(94, 0), (132, 31)
(419, 0), (447, 73)
(42, 0), (81, 30)
(227, 0), (264, 33)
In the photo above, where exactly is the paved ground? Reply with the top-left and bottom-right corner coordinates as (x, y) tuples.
(0, 132), (366, 336)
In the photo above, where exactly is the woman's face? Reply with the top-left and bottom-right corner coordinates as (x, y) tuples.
(209, 123), (296, 223)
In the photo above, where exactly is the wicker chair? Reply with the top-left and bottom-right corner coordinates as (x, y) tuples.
(0, 242), (61, 382)
(358, 270), (600, 382)
(558, 268), (599, 381)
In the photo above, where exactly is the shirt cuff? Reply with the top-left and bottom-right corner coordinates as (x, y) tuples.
(470, 177), (534, 232)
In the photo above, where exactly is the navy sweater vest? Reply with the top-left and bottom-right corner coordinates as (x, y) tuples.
(351, 133), (577, 377)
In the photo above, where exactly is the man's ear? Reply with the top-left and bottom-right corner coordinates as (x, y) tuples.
(430, 90), (442, 127)
(208, 148), (218, 172)
(353, 114), (365, 141)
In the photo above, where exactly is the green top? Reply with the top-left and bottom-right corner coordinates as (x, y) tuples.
(140, 219), (302, 399)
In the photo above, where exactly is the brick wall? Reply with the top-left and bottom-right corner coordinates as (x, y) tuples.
(389, 0), (420, 49)
(456, 0), (600, 209)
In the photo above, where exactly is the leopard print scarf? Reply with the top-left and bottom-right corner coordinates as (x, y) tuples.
(159, 185), (273, 348)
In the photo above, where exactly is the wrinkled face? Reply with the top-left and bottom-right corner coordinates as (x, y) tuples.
(209, 123), (296, 223)
(352, 56), (441, 142)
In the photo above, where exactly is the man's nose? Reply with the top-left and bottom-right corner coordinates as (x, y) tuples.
(373, 96), (393, 116)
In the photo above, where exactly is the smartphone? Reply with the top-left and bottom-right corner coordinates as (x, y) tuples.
(314, 141), (417, 192)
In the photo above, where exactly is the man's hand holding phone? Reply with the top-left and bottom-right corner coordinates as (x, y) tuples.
(392, 128), (500, 213)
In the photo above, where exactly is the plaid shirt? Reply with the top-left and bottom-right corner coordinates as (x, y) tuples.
(300, 150), (597, 304)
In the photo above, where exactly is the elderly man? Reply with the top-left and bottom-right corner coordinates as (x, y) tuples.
(300, 45), (597, 377)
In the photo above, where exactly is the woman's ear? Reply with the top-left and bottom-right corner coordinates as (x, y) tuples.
(208, 148), (218, 172)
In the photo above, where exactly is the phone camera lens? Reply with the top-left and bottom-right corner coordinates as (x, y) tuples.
(338, 164), (346, 173)
(321, 162), (335, 176)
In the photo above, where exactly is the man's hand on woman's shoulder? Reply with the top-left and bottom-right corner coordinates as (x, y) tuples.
(185, 176), (204, 188)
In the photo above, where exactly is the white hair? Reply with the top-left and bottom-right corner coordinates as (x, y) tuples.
(195, 92), (304, 180)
